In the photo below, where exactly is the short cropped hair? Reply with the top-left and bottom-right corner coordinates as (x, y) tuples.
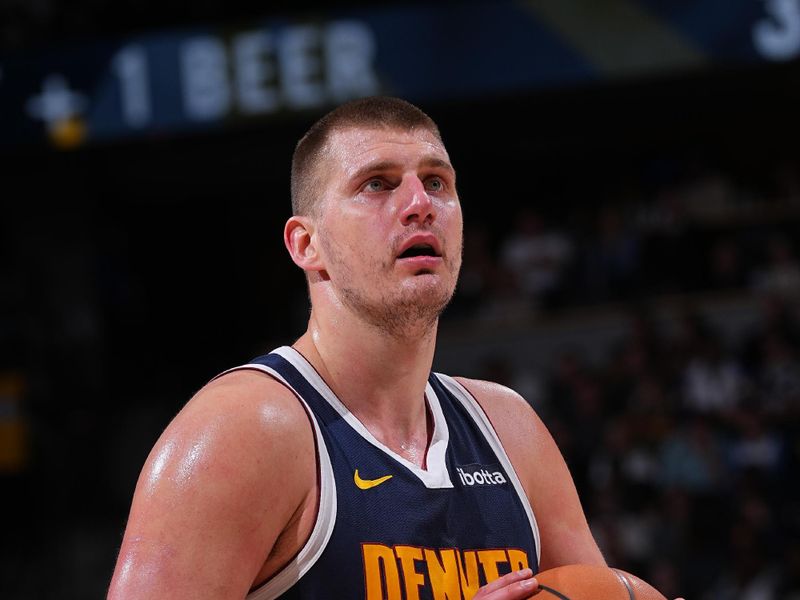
(290, 96), (443, 216)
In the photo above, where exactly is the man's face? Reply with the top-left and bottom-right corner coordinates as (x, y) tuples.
(312, 125), (463, 336)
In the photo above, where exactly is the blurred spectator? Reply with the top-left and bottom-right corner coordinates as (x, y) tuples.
(741, 295), (800, 385)
(727, 413), (784, 476)
(454, 224), (529, 322)
(682, 335), (749, 415)
(500, 208), (574, 312)
(453, 224), (496, 315)
(605, 310), (670, 415)
(758, 332), (800, 415)
(678, 170), (739, 222)
(704, 522), (781, 600)
(546, 350), (604, 492)
(708, 237), (748, 290)
(751, 234), (800, 301)
(658, 415), (727, 492)
(581, 206), (642, 302)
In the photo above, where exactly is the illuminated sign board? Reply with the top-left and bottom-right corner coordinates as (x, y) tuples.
(1, 0), (798, 149)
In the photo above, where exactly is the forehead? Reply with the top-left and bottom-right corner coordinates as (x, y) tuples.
(322, 126), (451, 179)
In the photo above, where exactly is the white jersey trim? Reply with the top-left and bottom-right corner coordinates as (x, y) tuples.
(435, 373), (542, 567)
(275, 346), (454, 489)
(216, 362), (337, 600)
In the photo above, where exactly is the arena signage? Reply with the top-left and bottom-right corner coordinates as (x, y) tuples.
(1, 0), (798, 149)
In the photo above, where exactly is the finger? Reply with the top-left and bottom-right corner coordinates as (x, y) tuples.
(480, 576), (539, 600)
(474, 569), (538, 599)
(479, 569), (532, 595)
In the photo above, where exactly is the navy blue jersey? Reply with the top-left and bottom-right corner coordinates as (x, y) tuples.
(230, 347), (540, 599)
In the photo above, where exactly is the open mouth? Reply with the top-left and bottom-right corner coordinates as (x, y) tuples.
(398, 243), (441, 259)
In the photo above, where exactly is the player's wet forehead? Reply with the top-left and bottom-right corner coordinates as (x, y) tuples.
(323, 126), (454, 183)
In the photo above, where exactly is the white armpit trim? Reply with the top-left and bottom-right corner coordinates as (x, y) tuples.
(216, 363), (337, 600)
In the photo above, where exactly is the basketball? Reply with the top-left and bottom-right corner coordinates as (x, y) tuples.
(535, 564), (667, 600)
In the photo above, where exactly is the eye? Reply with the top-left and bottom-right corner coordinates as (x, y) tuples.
(363, 179), (386, 193)
(425, 177), (445, 192)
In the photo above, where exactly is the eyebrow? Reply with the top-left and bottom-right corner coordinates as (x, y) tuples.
(348, 156), (455, 183)
(420, 157), (456, 174)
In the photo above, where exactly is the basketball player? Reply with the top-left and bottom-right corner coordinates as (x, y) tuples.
(108, 97), (606, 599)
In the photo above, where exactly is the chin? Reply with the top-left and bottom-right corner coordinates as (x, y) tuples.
(398, 276), (456, 310)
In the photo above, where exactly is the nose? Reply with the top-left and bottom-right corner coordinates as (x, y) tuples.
(398, 175), (436, 226)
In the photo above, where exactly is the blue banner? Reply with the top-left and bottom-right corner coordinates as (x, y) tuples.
(1, 0), (798, 149)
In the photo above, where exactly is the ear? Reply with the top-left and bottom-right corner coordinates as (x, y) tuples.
(284, 215), (325, 272)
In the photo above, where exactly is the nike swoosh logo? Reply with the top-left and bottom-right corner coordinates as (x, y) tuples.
(354, 469), (393, 490)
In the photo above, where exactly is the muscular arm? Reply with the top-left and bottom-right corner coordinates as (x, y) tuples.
(455, 377), (605, 571)
(108, 371), (317, 600)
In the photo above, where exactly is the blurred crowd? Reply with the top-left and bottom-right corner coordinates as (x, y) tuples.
(476, 295), (800, 599)
(452, 155), (800, 321)
(452, 157), (800, 599)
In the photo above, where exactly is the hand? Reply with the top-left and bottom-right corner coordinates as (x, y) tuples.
(473, 568), (538, 599)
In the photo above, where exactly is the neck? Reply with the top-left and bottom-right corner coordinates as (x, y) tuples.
(293, 299), (438, 462)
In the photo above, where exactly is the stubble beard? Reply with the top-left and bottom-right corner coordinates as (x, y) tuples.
(339, 274), (454, 340)
(323, 239), (459, 341)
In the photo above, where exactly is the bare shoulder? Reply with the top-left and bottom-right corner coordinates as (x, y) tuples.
(180, 367), (313, 446)
(452, 376), (544, 447)
(151, 368), (316, 490)
(109, 368), (317, 599)
(145, 365), (316, 515)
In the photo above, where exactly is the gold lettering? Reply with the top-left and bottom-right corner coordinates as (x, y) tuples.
(362, 544), (530, 599)
(506, 549), (529, 573)
(425, 548), (462, 600)
(477, 549), (508, 583)
(395, 545), (425, 600)
(458, 550), (481, 600)
(362, 543), (402, 600)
